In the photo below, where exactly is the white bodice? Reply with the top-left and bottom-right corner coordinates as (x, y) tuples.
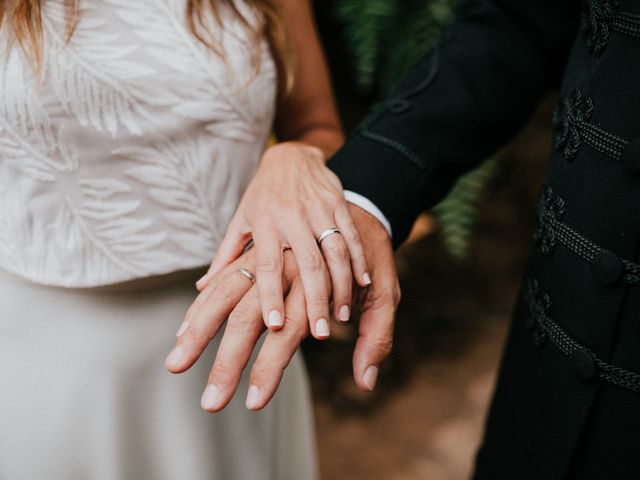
(0, 0), (276, 287)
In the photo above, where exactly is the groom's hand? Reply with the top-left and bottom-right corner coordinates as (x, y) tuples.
(244, 204), (399, 409)
(347, 204), (400, 391)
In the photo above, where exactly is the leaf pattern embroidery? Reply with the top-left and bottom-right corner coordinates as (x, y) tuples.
(105, 0), (277, 142)
(0, 44), (78, 181)
(0, 0), (276, 287)
(118, 133), (230, 260)
(42, 0), (166, 137)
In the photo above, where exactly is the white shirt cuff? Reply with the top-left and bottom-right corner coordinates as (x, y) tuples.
(344, 190), (392, 238)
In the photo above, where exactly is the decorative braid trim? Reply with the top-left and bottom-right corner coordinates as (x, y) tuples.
(583, 0), (640, 53)
(534, 186), (640, 285)
(525, 277), (640, 393)
(580, 122), (627, 160)
(553, 89), (628, 161)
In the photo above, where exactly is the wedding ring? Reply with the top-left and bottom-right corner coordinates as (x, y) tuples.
(237, 267), (256, 284)
(317, 227), (341, 245)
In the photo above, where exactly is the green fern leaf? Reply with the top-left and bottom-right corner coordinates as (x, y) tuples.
(335, 0), (398, 94)
(432, 158), (499, 262)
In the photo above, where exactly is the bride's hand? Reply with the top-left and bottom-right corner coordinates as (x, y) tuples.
(165, 247), (315, 410)
(196, 141), (371, 340)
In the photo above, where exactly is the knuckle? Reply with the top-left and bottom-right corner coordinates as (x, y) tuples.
(310, 292), (329, 308)
(298, 252), (323, 272)
(326, 241), (348, 261)
(346, 229), (362, 246)
(352, 250), (367, 265)
(278, 321), (305, 344)
(369, 333), (394, 358)
(333, 279), (351, 296)
(212, 359), (240, 378)
(286, 202), (305, 218)
(193, 294), (206, 308)
(368, 285), (396, 306)
(227, 304), (256, 332)
(212, 283), (232, 301)
(185, 324), (200, 338)
(256, 257), (280, 274)
(183, 324), (213, 345)
(251, 362), (274, 382)
(260, 287), (281, 301)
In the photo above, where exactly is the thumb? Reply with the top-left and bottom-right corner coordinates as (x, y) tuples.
(352, 297), (396, 392)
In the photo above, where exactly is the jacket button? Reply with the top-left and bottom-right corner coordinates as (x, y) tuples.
(621, 139), (640, 173)
(590, 250), (623, 285)
(569, 348), (596, 381)
(389, 100), (410, 114)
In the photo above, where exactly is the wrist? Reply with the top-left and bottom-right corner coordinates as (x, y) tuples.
(344, 191), (392, 238)
(263, 141), (326, 165)
(348, 203), (389, 238)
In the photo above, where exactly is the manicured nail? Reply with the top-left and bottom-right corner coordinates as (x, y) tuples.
(246, 385), (261, 410)
(176, 320), (188, 337)
(315, 318), (330, 338)
(268, 310), (283, 328)
(363, 272), (372, 286)
(165, 346), (185, 369)
(201, 385), (221, 411)
(195, 274), (210, 290)
(338, 305), (350, 322)
(363, 365), (379, 391)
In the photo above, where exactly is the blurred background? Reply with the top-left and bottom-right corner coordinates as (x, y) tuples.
(304, 1), (556, 478)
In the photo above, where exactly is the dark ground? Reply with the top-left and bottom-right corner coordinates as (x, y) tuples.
(306, 97), (556, 480)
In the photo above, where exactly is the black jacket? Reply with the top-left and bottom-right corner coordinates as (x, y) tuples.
(329, 0), (640, 478)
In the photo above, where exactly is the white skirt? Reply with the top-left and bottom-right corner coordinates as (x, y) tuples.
(0, 269), (318, 480)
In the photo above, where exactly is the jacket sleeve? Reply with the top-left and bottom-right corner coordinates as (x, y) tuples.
(327, 0), (581, 247)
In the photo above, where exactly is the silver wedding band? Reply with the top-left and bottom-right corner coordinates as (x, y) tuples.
(317, 227), (341, 245)
(237, 267), (256, 284)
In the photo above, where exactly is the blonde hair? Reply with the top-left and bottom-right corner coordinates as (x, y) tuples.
(1, 0), (292, 94)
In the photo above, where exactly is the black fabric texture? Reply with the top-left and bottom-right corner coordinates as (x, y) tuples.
(327, 0), (640, 476)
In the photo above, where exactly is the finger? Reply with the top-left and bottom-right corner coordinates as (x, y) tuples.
(177, 281), (217, 338)
(245, 279), (309, 411)
(318, 232), (352, 323)
(196, 221), (251, 291)
(165, 270), (254, 374)
(200, 286), (264, 412)
(252, 223), (286, 331)
(288, 220), (331, 340)
(183, 249), (257, 336)
(352, 270), (400, 392)
(335, 203), (372, 287)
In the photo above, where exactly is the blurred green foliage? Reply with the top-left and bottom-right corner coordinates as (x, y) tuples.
(334, 0), (500, 261)
(336, 0), (455, 96)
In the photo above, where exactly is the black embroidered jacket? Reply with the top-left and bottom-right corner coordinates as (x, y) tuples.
(328, 0), (640, 478)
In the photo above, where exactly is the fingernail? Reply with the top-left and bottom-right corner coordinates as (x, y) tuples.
(363, 273), (372, 286)
(176, 320), (188, 337)
(268, 310), (283, 328)
(165, 346), (185, 369)
(195, 274), (210, 290)
(201, 385), (221, 411)
(363, 365), (379, 391)
(338, 305), (350, 322)
(246, 385), (261, 410)
(315, 318), (330, 338)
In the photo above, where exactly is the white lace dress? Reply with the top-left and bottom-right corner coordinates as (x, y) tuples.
(0, 1), (317, 478)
